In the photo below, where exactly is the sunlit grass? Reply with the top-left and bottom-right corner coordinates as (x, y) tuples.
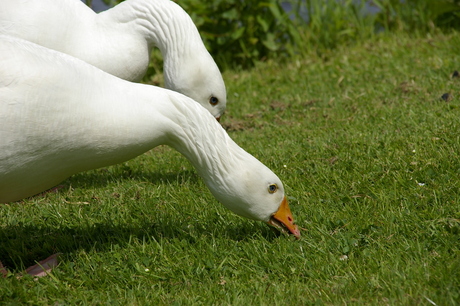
(1, 31), (460, 304)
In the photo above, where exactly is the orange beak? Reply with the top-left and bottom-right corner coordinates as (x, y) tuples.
(267, 196), (300, 239)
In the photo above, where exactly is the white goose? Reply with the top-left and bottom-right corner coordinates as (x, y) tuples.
(0, 35), (299, 238)
(0, 0), (226, 119)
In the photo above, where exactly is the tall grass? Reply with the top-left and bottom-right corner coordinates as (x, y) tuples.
(289, 0), (460, 53)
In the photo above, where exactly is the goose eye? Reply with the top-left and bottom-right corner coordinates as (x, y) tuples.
(209, 96), (219, 106)
(268, 184), (278, 194)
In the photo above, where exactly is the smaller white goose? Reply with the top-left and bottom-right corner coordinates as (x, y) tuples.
(0, 0), (226, 119)
(0, 35), (299, 238)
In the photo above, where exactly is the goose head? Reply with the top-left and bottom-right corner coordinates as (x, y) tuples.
(197, 151), (300, 238)
(164, 51), (227, 120)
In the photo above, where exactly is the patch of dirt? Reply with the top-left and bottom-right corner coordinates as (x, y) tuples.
(270, 101), (289, 111)
(221, 112), (263, 132)
(397, 80), (420, 94)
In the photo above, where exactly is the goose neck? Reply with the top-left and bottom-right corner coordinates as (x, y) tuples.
(163, 94), (246, 193)
(107, 0), (200, 60)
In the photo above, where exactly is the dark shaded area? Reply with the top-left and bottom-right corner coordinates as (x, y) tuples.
(64, 167), (199, 190)
(0, 217), (282, 270)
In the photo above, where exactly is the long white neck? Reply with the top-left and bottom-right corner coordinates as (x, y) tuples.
(101, 0), (207, 87)
(163, 95), (246, 185)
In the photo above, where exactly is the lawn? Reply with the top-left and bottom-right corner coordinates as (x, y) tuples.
(1, 31), (460, 304)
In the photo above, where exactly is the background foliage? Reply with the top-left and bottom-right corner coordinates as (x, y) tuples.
(175, 0), (300, 68)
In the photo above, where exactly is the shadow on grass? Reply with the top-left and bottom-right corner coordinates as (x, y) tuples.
(3, 164), (284, 270)
(0, 214), (281, 270)
(63, 167), (200, 190)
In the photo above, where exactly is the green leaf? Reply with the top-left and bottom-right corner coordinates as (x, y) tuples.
(261, 32), (279, 51)
(266, 2), (283, 21)
(256, 15), (269, 32)
(231, 26), (246, 40)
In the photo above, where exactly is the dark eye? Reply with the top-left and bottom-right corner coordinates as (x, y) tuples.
(209, 96), (219, 106)
(268, 184), (278, 194)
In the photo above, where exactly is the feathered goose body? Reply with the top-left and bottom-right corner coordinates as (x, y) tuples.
(0, 0), (226, 118)
(0, 35), (299, 237)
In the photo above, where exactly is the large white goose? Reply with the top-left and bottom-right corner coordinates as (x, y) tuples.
(0, 0), (226, 119)
(0, 35), (300, 238)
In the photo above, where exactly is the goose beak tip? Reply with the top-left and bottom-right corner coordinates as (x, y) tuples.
(268, 196), (301, 239)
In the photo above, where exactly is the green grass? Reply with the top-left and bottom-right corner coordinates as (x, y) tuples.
(1, 31), (460, 304)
